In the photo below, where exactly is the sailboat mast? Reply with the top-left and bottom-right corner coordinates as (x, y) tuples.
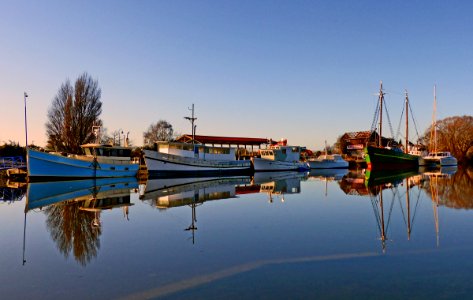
(430, 85), (437, 153)
(378, 81), (384, 147)
(406, 177), (411, 240)
(405, 90), (409, 154)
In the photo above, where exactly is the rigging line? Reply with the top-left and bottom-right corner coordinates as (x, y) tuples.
(370, 99), (381, 134)
(370, 196), (382, 235)
(383, 98), (395, 139)
(395, 105), (405, 142)
(397, 189), (408, 227)
(385, 193), (396, 234)
(408, 101), (422, 142)
(410, 189), (422, 232)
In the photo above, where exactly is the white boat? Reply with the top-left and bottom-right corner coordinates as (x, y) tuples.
(420, 86), (458, 167)
(423, 151), (458, 166)
(308, 154), (348, 169)
(307, 140), (349, 169)
(143, 141), (252, 177)
(27, 127), (139, 179)
(252, 140), (309, 171)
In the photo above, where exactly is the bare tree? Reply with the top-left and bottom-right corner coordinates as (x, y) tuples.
(143, 120), (174, 146)
(45, 73), (102, 153)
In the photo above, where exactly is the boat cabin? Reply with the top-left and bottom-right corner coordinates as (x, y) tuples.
(80, 144), (133, 160)
(155, 141), (237, 161)
(260, 145), (302, 162)
(427, 151), (453, 158)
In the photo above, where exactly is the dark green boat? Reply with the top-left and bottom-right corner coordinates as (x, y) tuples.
(364, 82), (419, 171)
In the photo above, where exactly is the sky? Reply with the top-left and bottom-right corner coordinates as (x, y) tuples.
(1, 0), (472, 151)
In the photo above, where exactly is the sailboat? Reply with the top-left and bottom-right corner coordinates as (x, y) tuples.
(364, 82), (419, 170)
(422, 85), (458, 167)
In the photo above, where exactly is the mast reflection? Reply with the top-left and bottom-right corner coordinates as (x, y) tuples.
(140, 176), (251, 243)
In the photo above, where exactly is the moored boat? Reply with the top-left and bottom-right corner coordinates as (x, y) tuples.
(252, 139), (309, 172)
(364, 82), (419, 170)
(423, 151), (457, 167)
(308, 154), (349, 169)
(143, 141), (252, 177)
(27, 127), (139, 180)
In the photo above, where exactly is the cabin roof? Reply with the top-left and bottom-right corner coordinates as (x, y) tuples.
(80, 143), (132, 150)
(176, 134), (269, 146)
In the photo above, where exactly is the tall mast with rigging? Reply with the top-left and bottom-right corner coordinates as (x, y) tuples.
(378, 81), (385, 147)
(405, 90), (409, 154)
(430, 85), (437, 153)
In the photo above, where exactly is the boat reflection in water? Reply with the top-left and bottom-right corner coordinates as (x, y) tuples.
(363, 165), (466, 252)
(0, 179), (26, 203)
(365, 169), (423, 252)
(252, 171), (308, 203)
(24, 177), (138, 265)
(307, 169), (349, 197)
(308, 168), (349, 181)
(339, 170), (370, 196)
(140, 176), (251, 243)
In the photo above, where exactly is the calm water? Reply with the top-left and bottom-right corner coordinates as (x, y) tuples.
(1, 167), (473, 299)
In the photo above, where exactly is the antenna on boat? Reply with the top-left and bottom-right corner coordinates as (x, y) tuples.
(184, 104), (197, 145)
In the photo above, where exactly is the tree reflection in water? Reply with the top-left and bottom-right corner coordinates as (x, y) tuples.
(45, 201), (101, 266)
(423, 167), (473, 209)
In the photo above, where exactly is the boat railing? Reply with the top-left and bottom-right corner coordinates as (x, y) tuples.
(159, 152), (250, 168)
(67, 154), (139, 165)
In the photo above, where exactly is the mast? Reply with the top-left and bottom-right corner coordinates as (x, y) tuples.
(184, 104), (197, 145)
(378, 81), (384, 147)
(405, 90), (409, 154)
(430, 85), (437, 153)
(380, 187), (386, 252)
(406, 177), (411, 240)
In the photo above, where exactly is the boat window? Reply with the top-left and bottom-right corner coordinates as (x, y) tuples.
(282, 149), (286, 154)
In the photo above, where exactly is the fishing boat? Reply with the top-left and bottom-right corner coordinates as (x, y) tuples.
(364, 82), (419, 170)
(27, 126), (139, 180)
(143, 105), (252, 177)
(307, 141), (348, 169)
(143, 142), (252, 177)
(252, 139), (310, 171)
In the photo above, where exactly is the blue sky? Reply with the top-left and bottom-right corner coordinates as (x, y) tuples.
(1, 1), (472, 150)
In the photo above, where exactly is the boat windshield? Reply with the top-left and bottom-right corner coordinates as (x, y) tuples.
(83, 146), (132, 158)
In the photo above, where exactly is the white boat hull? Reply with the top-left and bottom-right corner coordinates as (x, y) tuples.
(143, 150), (252, 176)
(27, 149), (139, 179)
(307, 159), (349, 169)
(252, 157), (309, 172)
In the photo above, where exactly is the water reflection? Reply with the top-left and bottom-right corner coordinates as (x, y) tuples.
(140, 176), (251, 243)
(15, 166), (473, 268)
(252, 172), (308, 203)
(359, 166), (473, 252)
(422, 167), (473, 209)
(25, 178), (138, 265)
(0, 179), (26, 203)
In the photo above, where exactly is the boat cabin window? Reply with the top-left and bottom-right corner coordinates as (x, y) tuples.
(83, 147), (131, 157)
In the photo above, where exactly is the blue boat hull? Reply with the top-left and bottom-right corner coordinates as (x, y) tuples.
(26, 177), (138, 211)
(27, 149), (139, 179)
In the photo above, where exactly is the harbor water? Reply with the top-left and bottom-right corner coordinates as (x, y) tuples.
(1, 167), (473, 299)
